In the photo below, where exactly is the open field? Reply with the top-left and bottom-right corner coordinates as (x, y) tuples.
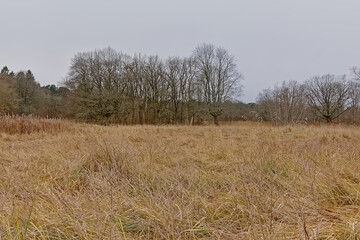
(1, 118), (360, 239)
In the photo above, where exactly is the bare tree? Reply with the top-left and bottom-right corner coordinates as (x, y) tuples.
(64, 47), (131, 123)
(351, 67), (360, 81)
(350, 67), (360, 108)
(123, 54), (148, 124)
(193, 43), (242, 125)
(143, 55), (166, 124)
(305, 74), (354, 123)
(163, 57), (198, 124)
(257, 80), (307, 123)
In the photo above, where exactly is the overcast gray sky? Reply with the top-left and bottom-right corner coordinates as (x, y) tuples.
(1, 0), (360, 102)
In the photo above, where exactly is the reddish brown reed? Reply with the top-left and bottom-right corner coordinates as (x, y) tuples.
(0, 115), (68, 135)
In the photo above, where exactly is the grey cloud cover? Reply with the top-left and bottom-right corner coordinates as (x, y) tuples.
(1, 0), (360, 102)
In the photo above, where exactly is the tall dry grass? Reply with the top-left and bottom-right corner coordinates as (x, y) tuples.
(1, 121), (360, 239)
(0, 115), (69, 135)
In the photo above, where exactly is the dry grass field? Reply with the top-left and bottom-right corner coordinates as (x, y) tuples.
(1, 117), (360, 239)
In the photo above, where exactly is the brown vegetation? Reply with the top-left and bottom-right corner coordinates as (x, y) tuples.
(1, 119), (360, 239)
(0, 115), (69, 135)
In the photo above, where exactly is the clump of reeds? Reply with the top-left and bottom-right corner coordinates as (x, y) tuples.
(0, 115), (68, 134)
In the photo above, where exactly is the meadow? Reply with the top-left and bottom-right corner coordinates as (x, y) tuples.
(1, 117), (360, 239)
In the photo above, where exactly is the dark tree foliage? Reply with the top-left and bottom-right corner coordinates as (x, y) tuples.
(1, 66), (9, 75)
(0, 66), (70, 117)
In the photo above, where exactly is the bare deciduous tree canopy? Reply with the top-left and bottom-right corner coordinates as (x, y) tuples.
(2, 48), (360, 125)
(305, 74), (354, 123)
(193, 43), (243, 125)
(63, 45), (243, 125)
(257, 80), (307, 123)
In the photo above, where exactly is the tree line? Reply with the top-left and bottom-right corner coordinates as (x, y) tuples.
(0, 66), (70, 118)
(0, 44), (243, 125)
(256, 73), (360, 123)
(63, 44), (242, 125)
(1, 43), (360, 125)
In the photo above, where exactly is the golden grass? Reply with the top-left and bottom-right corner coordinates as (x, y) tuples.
(1, 120), (360, 239)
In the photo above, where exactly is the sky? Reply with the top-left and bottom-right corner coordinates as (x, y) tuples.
(1, 0), (360, 102)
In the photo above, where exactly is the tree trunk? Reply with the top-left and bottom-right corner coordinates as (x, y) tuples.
(213, 114), (219, 126)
